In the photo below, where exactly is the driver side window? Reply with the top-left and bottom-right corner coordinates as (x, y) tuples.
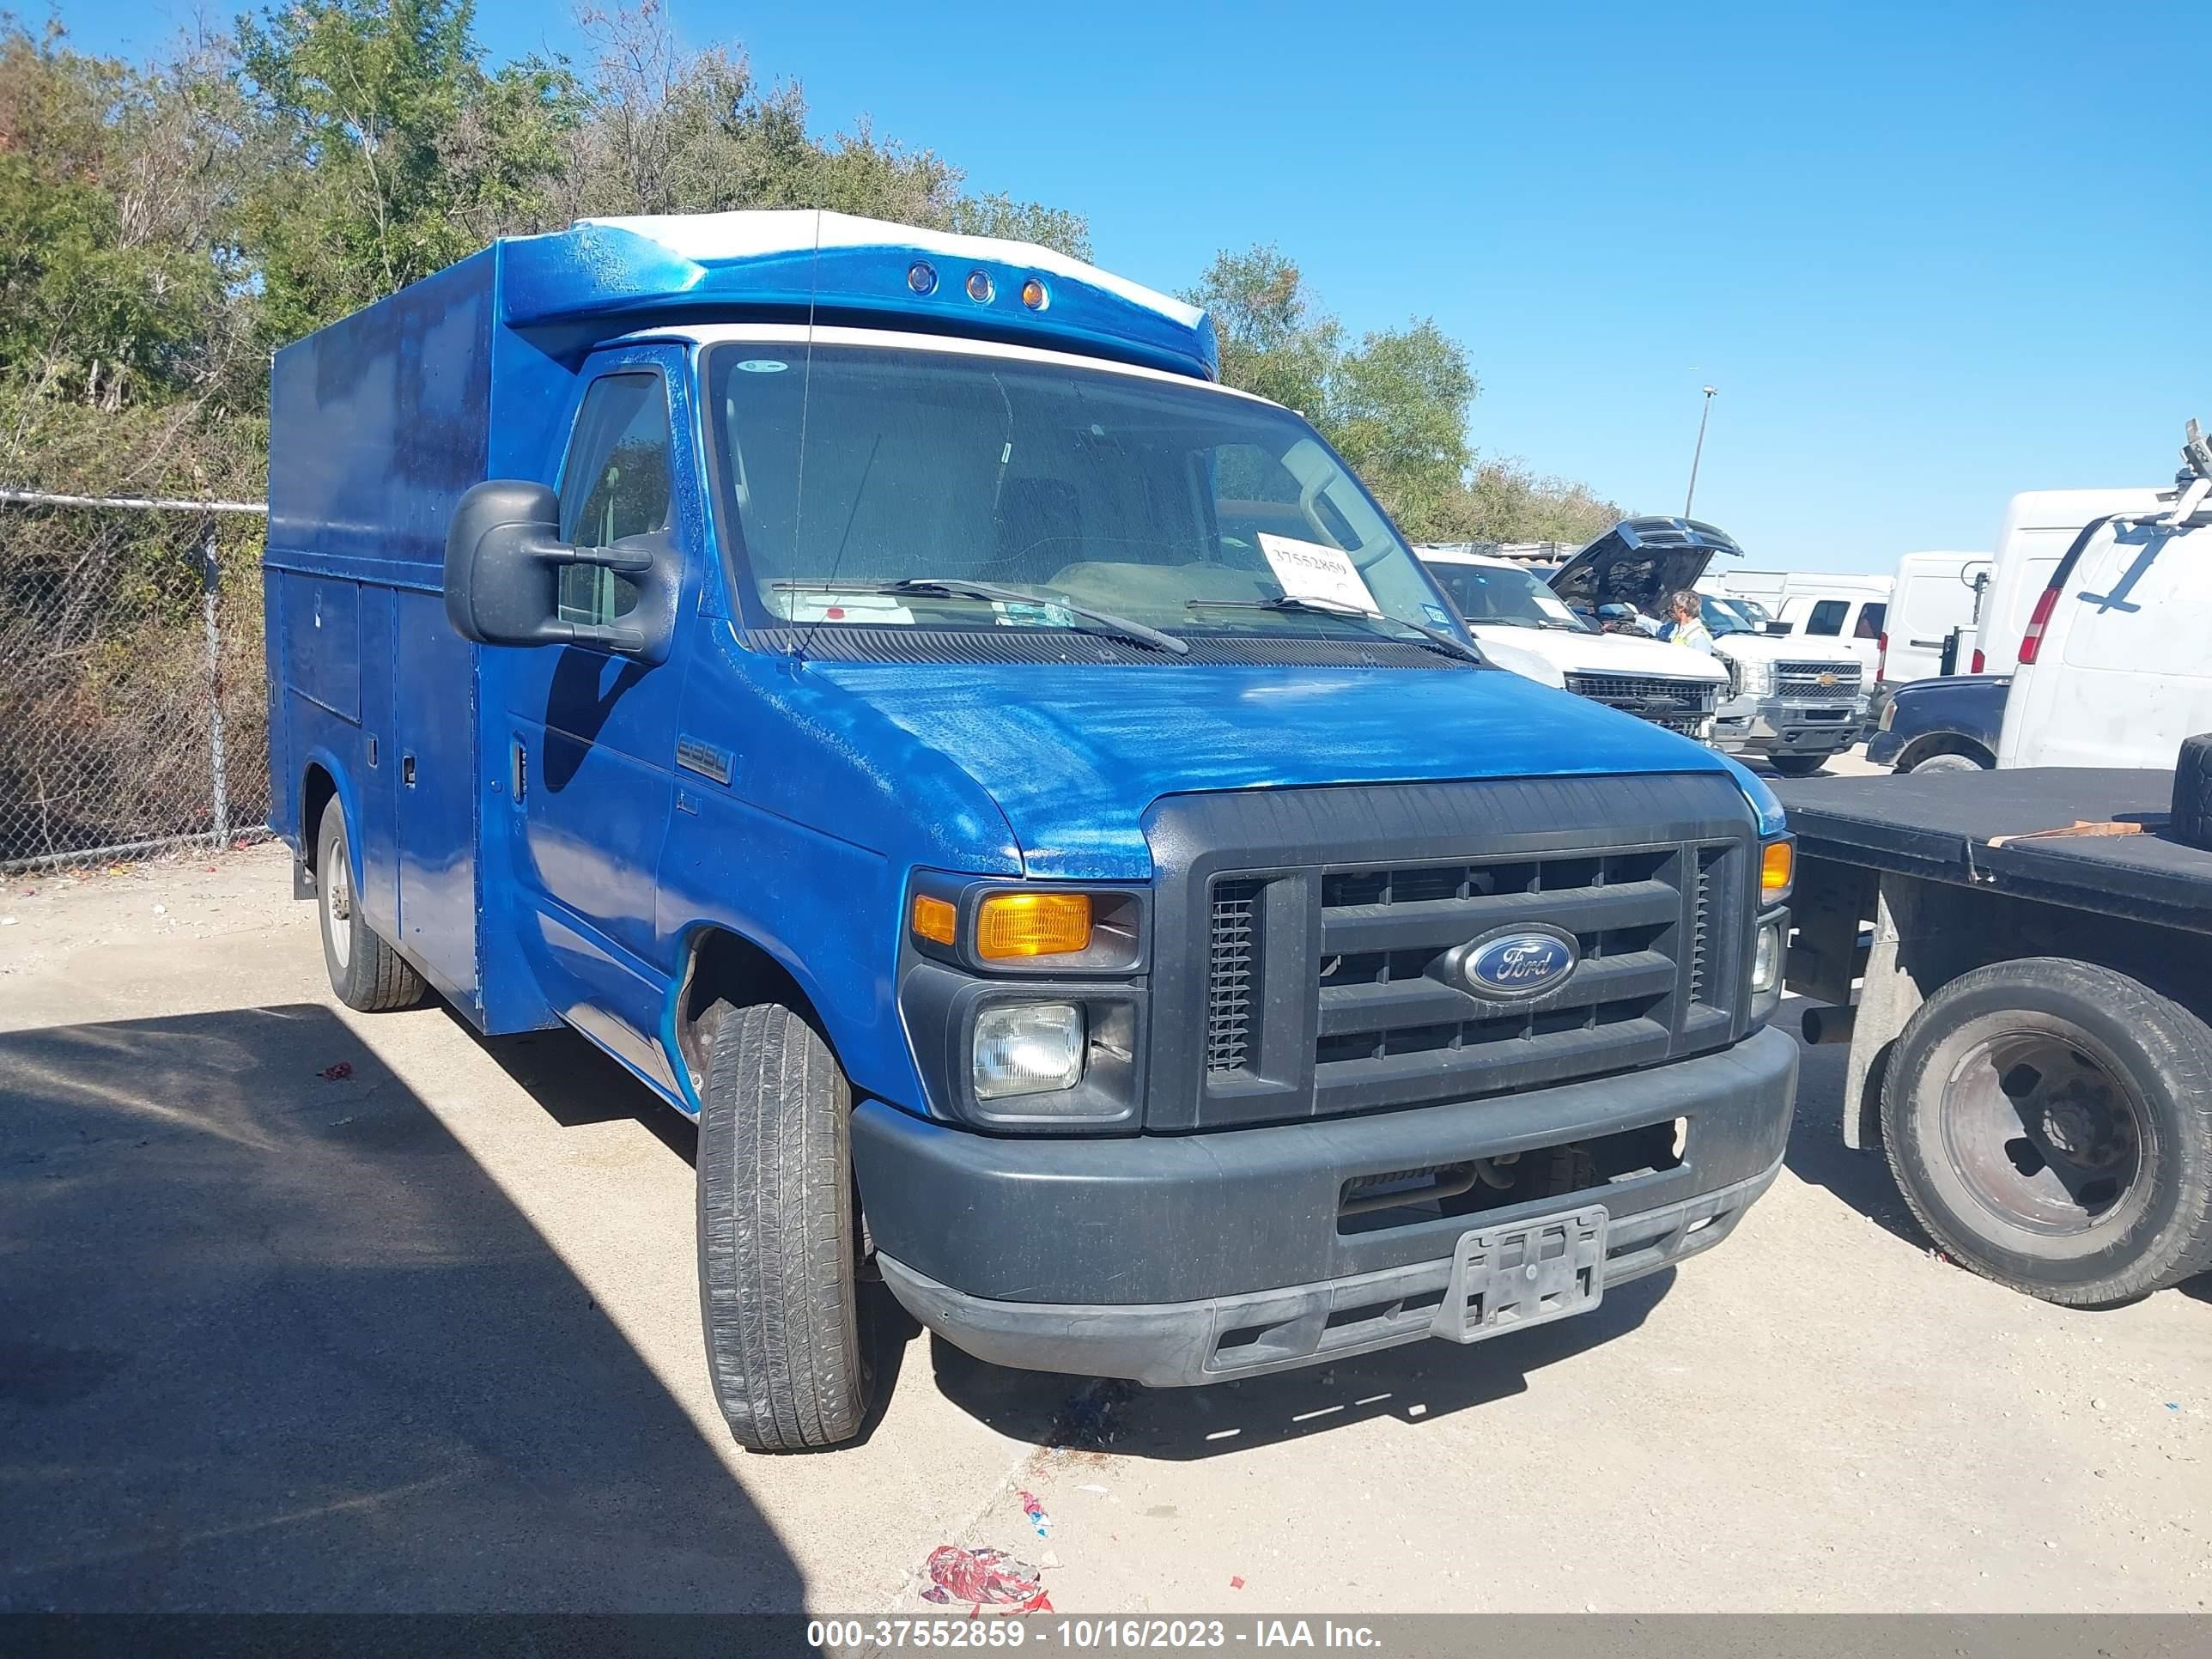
(557, 372), (672, 627)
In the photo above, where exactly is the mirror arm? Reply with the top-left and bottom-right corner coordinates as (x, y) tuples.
(552, 619), (647, 652)
(546, 542), (656, 577)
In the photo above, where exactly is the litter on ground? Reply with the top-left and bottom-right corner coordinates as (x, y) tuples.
(1018, 1491), (1050, 1538)
(918, 1545), (1050, 1613)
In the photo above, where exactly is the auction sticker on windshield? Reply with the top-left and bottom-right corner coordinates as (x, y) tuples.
(1258, 533), (1382, 616)
(1534, 592), (1579, 623)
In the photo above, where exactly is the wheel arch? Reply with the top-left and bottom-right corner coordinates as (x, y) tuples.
(297, 749), (367, 892)
(1893, 732), (1995, 773)
(664, 923), (838, 1113)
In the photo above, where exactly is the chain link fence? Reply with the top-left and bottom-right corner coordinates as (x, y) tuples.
(0, 492), (271, 872)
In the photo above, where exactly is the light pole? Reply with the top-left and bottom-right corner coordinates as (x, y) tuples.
(1683, 385), (1717, 519)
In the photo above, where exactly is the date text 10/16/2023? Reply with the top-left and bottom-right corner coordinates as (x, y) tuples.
(806, 1620), (1383, 1650)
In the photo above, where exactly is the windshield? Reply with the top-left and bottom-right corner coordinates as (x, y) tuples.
(1423, 561), (1590, 633)
(1702, 596), (1762, 636)
(703, 341), (1462, 647)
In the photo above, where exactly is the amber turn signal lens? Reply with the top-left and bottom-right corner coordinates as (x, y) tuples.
(1760, 838), (1795, 902)
(911, 894), (957, 946)
(976, 892), (1092, 959)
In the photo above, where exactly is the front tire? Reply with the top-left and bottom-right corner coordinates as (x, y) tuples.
(696, 1000), (874, 1450)
(1881, 957), (2212, 1305)
(1770, 754), (1827, 778)
(1907, 750), (1983, 775)
(315, 799), (424, 1012)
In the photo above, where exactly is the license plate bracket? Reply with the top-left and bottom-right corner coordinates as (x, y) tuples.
(1429, 1205), (1608, 1344)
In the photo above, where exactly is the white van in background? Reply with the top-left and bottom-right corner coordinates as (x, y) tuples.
(1966, 488), (2167, 676)
(1877, 550), (1990, 684)
(1702, 568), (1791, 611)
(1997, 428), (2212, 769)
(1770, 574), (1893, 682)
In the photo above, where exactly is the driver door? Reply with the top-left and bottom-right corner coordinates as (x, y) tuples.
(492, 343), (701, 1086)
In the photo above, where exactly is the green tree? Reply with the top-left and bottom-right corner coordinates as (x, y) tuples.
(1328, 319), (1475, 536)
(0, 21), (236, 410)
(234, 0), (581, 339)
(1183, 244), (1337, 416)
(1188, 240), (1623, 543)
(554, 2), (1086, 258)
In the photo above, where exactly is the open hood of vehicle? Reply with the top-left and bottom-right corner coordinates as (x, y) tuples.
(1549, 518), (1742, 616)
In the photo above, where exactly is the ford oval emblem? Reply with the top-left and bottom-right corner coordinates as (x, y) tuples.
(1463, 929), (1577, 999)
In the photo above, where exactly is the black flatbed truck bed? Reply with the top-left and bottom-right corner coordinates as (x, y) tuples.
(1770, 766), (2212, 1306)
(1775, 767), (2212, 933)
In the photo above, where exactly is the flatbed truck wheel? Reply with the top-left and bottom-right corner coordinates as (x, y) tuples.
(315, 799), (425, 1012)
(696, 1000), (874, 1450)
(1770, 754), (1826, 778)
(1881, 957), (2212, 1305)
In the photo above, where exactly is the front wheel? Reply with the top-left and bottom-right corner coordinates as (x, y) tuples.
(1907, 750), (1983, 775)
(1769, 753), (1827, 778)
(696, 1000), (874, 1450)
(1881, 957), (2212, 1305)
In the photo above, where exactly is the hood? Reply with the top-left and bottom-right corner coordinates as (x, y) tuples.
(1468, 623), (1731, 685)
(808, 659), (1750, 879)
(1550, 518), (1742, 615)
(1712, 633), (1856, 665)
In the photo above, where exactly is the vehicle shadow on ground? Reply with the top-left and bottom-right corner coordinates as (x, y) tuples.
(449, 1006), (700, 1165)
(0, 1005), (803, 1612)
(1776, 1001), (1927, 1249)
(923, 1267), (1676, 1460)
(448, 1010), (916, 1444)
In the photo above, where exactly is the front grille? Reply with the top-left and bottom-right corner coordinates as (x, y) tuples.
(1156, 775), (1759, 1130)
(1561, 673), (1716, 738)
(1206, 879), (1263, 1073)
(1200, 830), (1747, 1120)
(1776, 661), (1862, 700)
(1562, 673), (1717, 714)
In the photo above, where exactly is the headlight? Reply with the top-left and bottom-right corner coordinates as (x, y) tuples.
(1878, 697), (1898, 732)
(973, 1002), (1086, 1100)
(1735, 658), (1775, 697)
(1752, 921), (1782, 994)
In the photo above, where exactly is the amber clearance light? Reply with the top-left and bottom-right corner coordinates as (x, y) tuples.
(976, 892), (1093, 959)
(911, 894), (957, 946)
(1760, 838), (1795, 903)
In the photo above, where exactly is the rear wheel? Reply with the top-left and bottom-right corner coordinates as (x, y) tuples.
(1769, 754), (1826, 778)
(696, 1000), (874, 1450)
(315, 799), (424, 1012)
(1881, 957), (2212, 1305)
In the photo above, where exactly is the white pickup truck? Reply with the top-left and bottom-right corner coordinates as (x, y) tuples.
(1416, 546), (1727, 740)
(1547, 520), (1868, 777)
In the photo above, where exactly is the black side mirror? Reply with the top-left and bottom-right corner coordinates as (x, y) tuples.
(443, 480), (675, 660)
(1764, 621), (1791, 635)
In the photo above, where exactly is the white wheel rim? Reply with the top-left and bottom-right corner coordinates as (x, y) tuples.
(325, 852), (352, 970)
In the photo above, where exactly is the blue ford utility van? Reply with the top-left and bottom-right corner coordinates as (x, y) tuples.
(264, 211), (1800, 1449)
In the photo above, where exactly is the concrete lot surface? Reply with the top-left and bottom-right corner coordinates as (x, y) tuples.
(3, 807), (2208, 1613)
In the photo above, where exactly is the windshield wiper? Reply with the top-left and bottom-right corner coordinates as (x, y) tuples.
(1186, 594), (1485, 666)
(787, 577), (1189, 655)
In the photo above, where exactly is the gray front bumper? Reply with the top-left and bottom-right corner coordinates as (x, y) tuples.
(1714, 697), (1861, 757)
(879, 1154), (1782, 1386)
(861, 1024), (1799, 1385)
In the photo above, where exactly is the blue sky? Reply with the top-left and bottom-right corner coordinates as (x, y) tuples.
(61, 0), (2212, 573)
